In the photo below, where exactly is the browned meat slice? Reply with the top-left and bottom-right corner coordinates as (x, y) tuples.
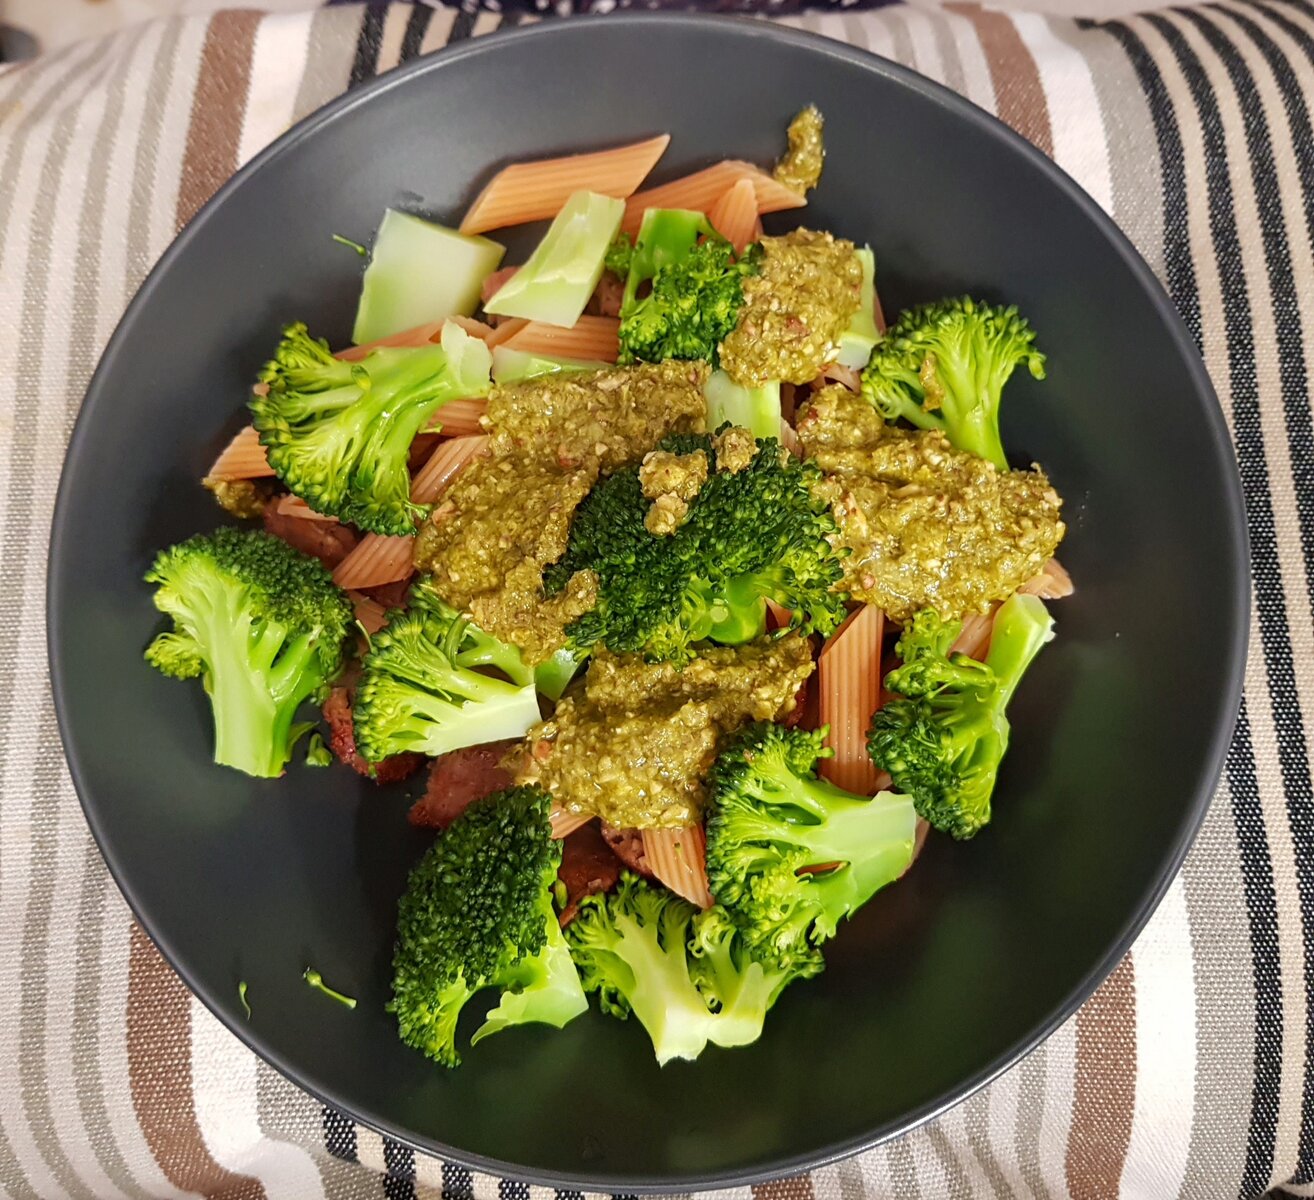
(556, 820), (621, 925)
(407, 739), (519, 829)
(263, 502), (359, 569)
(359, 578), (411, 611)
(323, 684), (422, 784)
(600, 823), (654, 879)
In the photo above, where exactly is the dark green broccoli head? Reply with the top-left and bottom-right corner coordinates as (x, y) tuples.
(860, 295), (1045, 470)
(867, 594), (1054, 839)
(706, 721), (917, 971)
(614, 208), (760, 367)
(545, 431), (846, 664)
(389, 785), (585, 1067)
(250, 321), (491, 536)
(143, 527), (352, 777)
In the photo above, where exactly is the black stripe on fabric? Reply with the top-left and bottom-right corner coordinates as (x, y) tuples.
(499, 9), (525, 27)
(382, 1137), (417, 1200)
(1141, 9), (1314, 1193)
(322, 1106), (359, 1163)
(400, 4), (436, 61)
(554, 1191), (585, 1200)
(498, 1180), (530, 1200)
(443, 1160), (474, 1200)
(350, 3), (389, 87)
(1201, 4), (1314, 1181)
(447, 8), (479, 43)
(1092, 15), (1285, 1197)
(1226, 696), (1287, 1198)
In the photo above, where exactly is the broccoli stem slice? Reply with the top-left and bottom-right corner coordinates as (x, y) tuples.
(983, 593), (1055, 707)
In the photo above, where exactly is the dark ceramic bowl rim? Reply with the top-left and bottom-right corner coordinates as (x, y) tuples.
(49, 13), (1249, 1191)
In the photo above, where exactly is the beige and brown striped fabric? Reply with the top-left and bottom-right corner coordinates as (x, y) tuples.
(1, 2), (1312, 1196)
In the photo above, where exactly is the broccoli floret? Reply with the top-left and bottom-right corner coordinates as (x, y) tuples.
(616, 209), (759, 366)
(603, 231), (634, 280)
(860, 296), (1045, 471)
(545, 431), (846, 664)
(566, 874), (801, 1065)
(251, 319), (491, 535)
(143, 527), (352, 778)
(866, 594), (1055, 840)
(352, 578), (541, 763)
(389, 785), (586, 1066)
(706, 722), (917, 975)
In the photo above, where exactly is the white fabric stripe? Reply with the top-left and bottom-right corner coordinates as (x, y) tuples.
(903, 1126), (950, 1195)
(1037, 1019), (1075, 1200)
(353, 1125), (388, 1176)
(237, 12), (316, 169)
(471, 12), (502, 39)
(190, 997), (327, 1200)
(1119, 878), (1196, 1198)
(377, 5), (411, 74)
(36, 27), (169, 1199)
(982, 1064), (1024, 1197)
(470, 1167), (503, 1200)
(1139, 13), (1308, 1185)
(900, 8), (950, 85)
(1007, 13), (1115, 214)
(414, 1152), (445, 1192)
(940, 11), (998, 113)
(847, 13), (899, 60)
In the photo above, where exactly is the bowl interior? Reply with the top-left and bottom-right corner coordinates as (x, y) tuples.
(50, 16), (1245, 1190)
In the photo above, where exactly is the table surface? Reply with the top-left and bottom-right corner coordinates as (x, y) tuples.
(1, 3), (1311, 1198)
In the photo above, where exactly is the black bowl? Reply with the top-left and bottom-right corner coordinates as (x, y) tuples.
(49, 14), (1247, 1191)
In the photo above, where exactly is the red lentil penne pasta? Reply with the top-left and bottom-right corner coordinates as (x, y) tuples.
(818, 604), (885, 794)
(484, 317), (530, 348)
(622, 160), (805, 236)
(426, 397), (488, 437)
(642, 825), (713, 909)
(818, 362), (862, 392)
(348, 590), (390, 636)
(206, 425), (273, 480)
(1019, 558), (1074, 600)
(951, 606), (998, 661)
(274, 494), (338, 522)
(337, 319), (447, 361)
(332, 435), (489, 590)
(500, 315), (620, 362)
(549, 806), (593, 841)
(706, 177), (759, 254)
(459, 134), (671, 235)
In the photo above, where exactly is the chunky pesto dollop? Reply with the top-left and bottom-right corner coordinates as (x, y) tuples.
(639, 447), (709, 535)
(797, 385), (1065, 621)
(719, 230), (862, 388)
(518, 634), (815, 828)
(486, 360), (708, 474)
(203, 477), (270, 519)
(773, 105), (825, 195)
(415, 362), (710, 662)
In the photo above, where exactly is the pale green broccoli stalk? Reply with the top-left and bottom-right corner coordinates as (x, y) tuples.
(704, 370), (781, 441)
(483, 190), (624, 327)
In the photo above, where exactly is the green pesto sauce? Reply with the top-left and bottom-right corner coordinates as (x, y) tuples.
(773, 106), (826, 195)
(416, 362), (709, 663)
(797, 385), (1066, 621)
(719, 230), (863, 388)
(520, 634), (815, 828)
(203, 477), (269, 520)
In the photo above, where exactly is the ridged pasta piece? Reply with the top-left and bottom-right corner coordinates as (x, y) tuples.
(426, 397), (488, 437)
(1019, 557), (1074, 600)
(500, 315), (620, 362)
(818, 362), (862, 392)
(274, 494), (338, 522)
(818, 604), (886, 794)
(951, 606), (997, 661)
(642, 825), (713, 909)
(779, 419), (801, 458)
(622, 160), (805, 235)
(460, 134), (671, 235)
(206, 425), (274, 480)
(706, 177), (759, 254)
(485, 317), (529, 348)
(550, 806), (593, 841)
(348, 590), (389, 636)
(332, 435), (489, 590)
(337, 319), (446, 362)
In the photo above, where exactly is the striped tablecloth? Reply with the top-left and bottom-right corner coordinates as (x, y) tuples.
(1, 2), (1311, 1196)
